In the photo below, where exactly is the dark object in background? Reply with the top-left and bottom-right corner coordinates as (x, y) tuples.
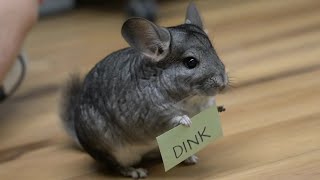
(40, 0), (158, 22)
(0, 55), (27, 103)
(40, 0), (76, 16)
(126, 0), (158, 22)
(0, 86), (6, 102)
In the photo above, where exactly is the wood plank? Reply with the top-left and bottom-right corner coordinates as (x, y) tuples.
(216, 150), (320, 180)
(219, 69), (320, 135)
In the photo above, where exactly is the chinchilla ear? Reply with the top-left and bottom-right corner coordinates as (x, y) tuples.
(185, 2), (203, 29)
(121, 18), (171, 61)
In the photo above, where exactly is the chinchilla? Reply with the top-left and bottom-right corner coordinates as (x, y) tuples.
(60, 2), (228, 179)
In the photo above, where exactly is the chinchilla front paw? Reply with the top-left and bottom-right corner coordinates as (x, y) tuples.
(120, 167), (148, 179)
(172, 115), (192, 127)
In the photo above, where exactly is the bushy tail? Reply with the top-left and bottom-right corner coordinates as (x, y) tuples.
(59, 74), (82, 146)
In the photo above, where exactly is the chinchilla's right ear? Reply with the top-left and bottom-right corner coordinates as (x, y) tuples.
(185, 2), (203, 29)
(121, 18), (171, 62)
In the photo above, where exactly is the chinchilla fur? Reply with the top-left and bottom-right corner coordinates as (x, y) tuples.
(60, 2), (228, 178)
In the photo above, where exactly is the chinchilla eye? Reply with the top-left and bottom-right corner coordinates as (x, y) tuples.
(183, 57), (199, 69)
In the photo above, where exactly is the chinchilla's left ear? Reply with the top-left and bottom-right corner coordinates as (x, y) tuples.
(121, 18), (171, 61)
(185, 2), (203, 29)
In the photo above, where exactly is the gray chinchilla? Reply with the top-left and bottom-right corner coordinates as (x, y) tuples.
(60, 2), (228, 178)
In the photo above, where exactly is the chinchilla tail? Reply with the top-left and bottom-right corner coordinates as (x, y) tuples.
(59, 74), (82, 147)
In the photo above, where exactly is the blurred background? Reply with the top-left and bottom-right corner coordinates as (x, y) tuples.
(0, 0), (320, 179)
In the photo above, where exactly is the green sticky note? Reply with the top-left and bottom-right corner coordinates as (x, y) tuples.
(156, 105), (223, 172)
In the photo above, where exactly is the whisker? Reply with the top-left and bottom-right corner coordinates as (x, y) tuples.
(229, 84), (237, 88)
(227, 72), (237, 80)
(227, 80), (238, 89)
(228, 79), (236, 84)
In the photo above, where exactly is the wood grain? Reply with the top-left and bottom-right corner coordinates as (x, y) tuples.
(0, 0), (319, 179)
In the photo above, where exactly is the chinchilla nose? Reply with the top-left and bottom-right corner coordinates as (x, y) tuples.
(223, 72), (229, 85)
(218, 72), (229, 91)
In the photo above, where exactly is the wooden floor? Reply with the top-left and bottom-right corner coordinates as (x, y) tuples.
(1, 0), (320, 179)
